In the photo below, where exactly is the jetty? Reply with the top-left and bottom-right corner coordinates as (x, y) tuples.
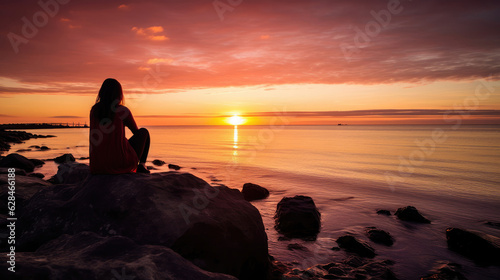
(0, 122), (88, 130)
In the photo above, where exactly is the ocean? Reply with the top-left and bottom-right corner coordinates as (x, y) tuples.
(6, 125), (500, 279)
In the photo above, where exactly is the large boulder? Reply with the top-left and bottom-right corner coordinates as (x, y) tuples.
(48, 162), (90, 184)
(0, 231), (237, 280)
(395, 206), (430, 223)
(0, 174), (51, 215)
(446, 228), (500, 265)
(16, 172), (270, 279)
(0, 153), (35, 172)
(242, 183), (269, 201)
(274, 195), (321, 239)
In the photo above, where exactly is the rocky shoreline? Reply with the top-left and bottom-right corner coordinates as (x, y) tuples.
(0, 152), (499, 279)
(0, 130), (55, 154)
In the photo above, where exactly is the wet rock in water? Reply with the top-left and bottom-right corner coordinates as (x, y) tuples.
(29, 145), (40, 149)
(152, 159), (166, 166)
(48, 163), (90, 184)
(420, 262), (467, 280)
(365, 227), (394, 246)
(446, 227), (500, 265)
(376, 209), (391, 216)
(40, 146), (50, 151)
(168, 163), (181, 170)
(336, 235), (376, 258)
(287, 243), (308, 251)
(274, 195), (321, 239)
(53, 153), (76, 164)
(147, 165), (158, 170)
(28, 173), (45, 179)
(15, 172), (270, 279)
(278, 256), (397, 280)
(29, 158), (45, 167)
(242, 183), (269, 201)
(79, 157), (89, 160)
(395, 206), (430, 223)
(484, 221), (500, 229)
(0, 153), (35, 172)
(0, 231), (237, 280)
(16, 148), (32, 152)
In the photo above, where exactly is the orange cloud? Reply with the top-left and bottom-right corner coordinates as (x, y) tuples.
(118, 4), (130, 10)
(132, 26), (169, 41)
(147, 58), (173, 64)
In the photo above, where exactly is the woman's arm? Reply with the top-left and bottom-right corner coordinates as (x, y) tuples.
(120, 106), (140, 134)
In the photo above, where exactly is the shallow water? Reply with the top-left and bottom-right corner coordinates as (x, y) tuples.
(6, 125), (500, 279)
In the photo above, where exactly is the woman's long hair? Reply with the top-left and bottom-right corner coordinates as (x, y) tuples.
(93, 78), (124, 120)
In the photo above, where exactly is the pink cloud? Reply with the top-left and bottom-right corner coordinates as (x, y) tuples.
(0, 0), (499, 94)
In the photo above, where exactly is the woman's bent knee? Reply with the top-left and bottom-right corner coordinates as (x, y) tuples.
(138, 127), (149, 136)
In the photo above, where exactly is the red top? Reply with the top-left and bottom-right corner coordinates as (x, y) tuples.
(89, 105), (138, 174)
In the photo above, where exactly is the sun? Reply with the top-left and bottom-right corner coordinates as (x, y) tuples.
(227, 115), (246, 126)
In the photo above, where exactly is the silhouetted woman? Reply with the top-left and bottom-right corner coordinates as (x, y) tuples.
(89, 78), (150, 174)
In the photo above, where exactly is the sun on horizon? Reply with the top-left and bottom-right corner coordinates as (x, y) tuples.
(227, 115), (246, 126)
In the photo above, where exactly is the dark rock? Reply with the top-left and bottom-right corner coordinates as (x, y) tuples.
(17, 172), (270, 279)
(168, 163), (181, 170)
(395, 206), (430, 223)
(53, 153), (75, 164)
(242, 183), (269, 201)
(28, 173), (45, 179)
(29, 145), (40, 149)
(78, 157), (89, 160)
(39, 145), (50, 150)
(420, 262), (467, 280)
(0, 153), (35, 172)
(0, 167), (26, 176)
(16, 148), (32, 152)
(274, 195), (321, 239)
(29, 158), (45, 167)
(484, 221), (500, 229)
(0, 231), (237, 280)
(152, 159), (166, 166)
(48, 163), (90, 184)
(0, 174), (51, 237)
(376, 209), (391, 216)
(336, 235), (376, 258)
(147, 165), (158, 170)
(279, 256), (396, 280)
(365, 227), (394, 246)
(446, 228), (500, 265)
(287, 243), (308, 251)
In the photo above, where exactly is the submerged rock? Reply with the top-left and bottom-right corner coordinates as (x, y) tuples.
(242, 183), (269, 201)
(395, 206), (430, 223)
(274, 195), (321, 239)
(446, 228), (500, 265)
(376, 209), (391, 216)
(365, 227), (394, 246)
(153, 159), (166, 166)
(336, 235), (376, 258)
(16, 171), (270, 279)
(0, 153), (35, 172)
(168, 163), (182, 170)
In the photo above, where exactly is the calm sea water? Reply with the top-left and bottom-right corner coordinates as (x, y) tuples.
(6, 125), (500, 279)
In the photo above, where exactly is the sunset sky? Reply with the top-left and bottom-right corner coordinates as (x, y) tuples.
(1, 0), (499, 125)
